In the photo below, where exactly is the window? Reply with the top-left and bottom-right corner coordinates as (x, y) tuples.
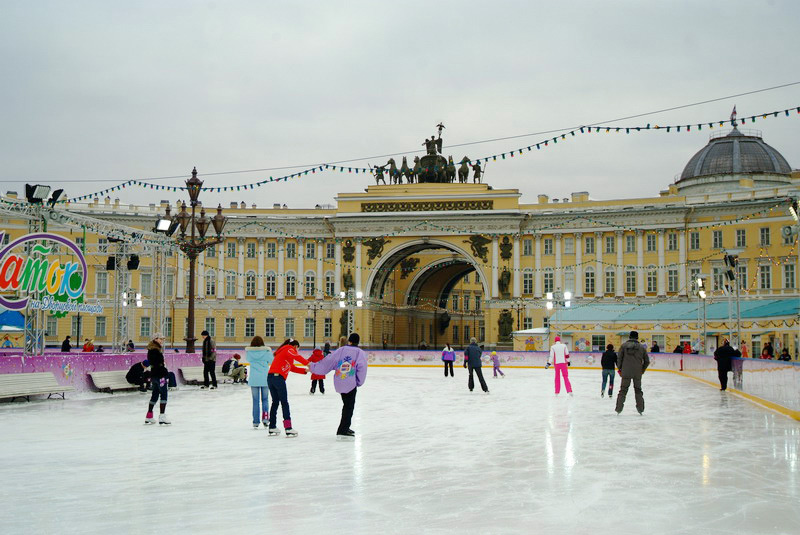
(46, 315), (58, 337)
(164, 317), (172, 338)
(165, 274), (174, 297)
(306, 241), (316, 259)
(759, 265), (771, 289)
(71, 316), (81, 338)
(96, 272), (108, 296)
(626, 268), (636, 293)
(646, 268), (657, 293)
(784, 230), (796, 245)
(326, 242), (335, 259)
(304, 318), (315, 339)
(712, 230), (723, 249)
(605, 236), (615, 254)
(205, 317), (216, 337)
(591, 335), (606, 351)
(563, 237), (574, 255)
(668, 268), (678, 293)
(737, 265), (748, 290)
(689, 268), (701, 290)
(585, 236), (595, 254)
(225, 273), (236, 296)
(95, 316), (106, 338)
(227, 241), (237, 258)
(325, 272), (335, 297)
(246, 242), (256, 258)
(265, 318), (275, 338)
(646, 234), (656, 252)
(563, 267), (575, 293)
(245, 318), (255, 338)
(463, 294), (470, 311)
(584, 268), (595, 294)
(324, 318), (332, 339)
(206, 245), (216, 258)
(760, 227), (770, 246)
(464, 325), (470, 343)
(266, 242), (276, 258)
(205, 271), (216, 296)
(285, 318), (295, 339)
(98, 238), (108, 253)
(751, 336), (762, 359)
(140, 273), (152, 296)
(225, 318), (236, 338)
(652, 335), (665, 350)
(522, 239), (532, 256)
(626, 235), (635, 252)
(286, 272), (296, 297)
(523, 317), (533, 330)
(452, 325), (459, 343)
(140, 317), (151, 339)
(523, 271), (533, 294)
(246, 272), (256, 296)
(783, 264), (796, 289)
(736, 229), (746, 248)
(475, 296), (482, 312)
(286, 242), (296, 259)
(712, 267), (724, 291)
(75, 237), (84, 249)
(604, 269), (615, 294)
(543, 269), (554, 294)
(305, 271), (316, 296)
(543, 238), (553, 255)
(690, 232), (700, 250)
(667, 233), (678, 251)
(266, 272), (276, 296)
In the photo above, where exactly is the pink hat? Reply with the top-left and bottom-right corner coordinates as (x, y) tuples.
(555, 336), (561, 342)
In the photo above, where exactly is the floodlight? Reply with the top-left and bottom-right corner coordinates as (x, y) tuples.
(25, 184), (51, 203)
(565, 301), (571, 308)
(546, 292), (553, 300)
(546, 301), (554, 310)
(696, 277), (704, 288)
(356, 300), (363, 307)
(563, 291), (572, 300)
(47, 189), (64, 207)
(698, 290), (706, 299)
(339, 291), (346, 299)
(356, 291), (363, 299)
(789, 199), (799, 223)
(155, 218), (172, 232)
(339, 301), (346, 308)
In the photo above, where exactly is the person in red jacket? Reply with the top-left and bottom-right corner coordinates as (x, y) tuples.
(267, 339), (309, 437)
(309, 346), (326, 395)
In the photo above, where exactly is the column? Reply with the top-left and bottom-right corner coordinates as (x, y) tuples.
(217, 244), (224, 300)
(176, 252), (185, 299)
(615, 231), (624, 297)
(554, 234), (563, 291)
(297, 238), (305, 300)
(197, 251), (205, 299)
(334, 239), (342, 296)
(355, 238), (363, 297)
(277, 238), (285, 300)
(657, 229), (666, 296)
(595, 232), (603, 298)
(534, 235), (542, 298)
(636, 230), (645, 297)
(316, 240), (323, 300)
(574, 233), (583, 298)
(679, 232), (687, 296)
(491, 235), (499, 298)
(512, 234), (521, 298)
(236, 238), (245, 299)
(257, 238), (265, 300)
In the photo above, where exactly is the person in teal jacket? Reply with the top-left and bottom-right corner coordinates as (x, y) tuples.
(245, 335), (274, 429)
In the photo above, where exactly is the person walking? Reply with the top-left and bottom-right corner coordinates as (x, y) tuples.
(309, 347), (326, 394)
(490, 351), (505, 378)
(60, 335), (72, 352)
(547, 335), (572, 396)
(144, 333), (170, 425)
(615, 331), (650, 415)
(245, 336), (273, 429)
(441, 343), (456, 377)
(464, 337), (489, 393)
(200, 330), (218, 390)
(267, 339), (309, 437)
(309, 332), (368, 439)
(713, 339), (740, 391)
(600, 344), (617, 398)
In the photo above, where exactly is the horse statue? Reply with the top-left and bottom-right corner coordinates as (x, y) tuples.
(458, 157), (470, 183)
(412, 156), (421, 183)
(386, 158), (400, 184)
(445, 156), (456, 183)
(372, 164), (387, 185)
(400, 156), (413, 184)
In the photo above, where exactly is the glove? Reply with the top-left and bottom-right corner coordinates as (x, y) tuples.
(545, 362), (551, 369)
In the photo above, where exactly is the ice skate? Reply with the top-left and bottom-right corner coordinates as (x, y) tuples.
(210, 386), (217, 390)
(601, 391), (605, 398)
(285, 428), (298, 438)
(253, 423), (260, 429)
(262, 413), (269, 428)
(158, 414), (171, 425)
(145, 411), (155, 425)
(569, 392), (573, 397)
(337, 429), (355, 440)
(268, 428), (281, 436)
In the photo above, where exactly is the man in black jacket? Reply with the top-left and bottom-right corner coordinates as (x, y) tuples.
(60, 336), (71, 352)
(464, 337), (489, 393)
(201, 330), (218, 390)
(615, 331), (650, 415)
(713, 339), (740, 391)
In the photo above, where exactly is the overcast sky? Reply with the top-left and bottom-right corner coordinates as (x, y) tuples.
(1, 1), (798, 209)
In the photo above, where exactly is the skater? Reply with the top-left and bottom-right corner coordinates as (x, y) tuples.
(442, 343), (456, 377)
(126, 359), (151, 392)
(229, 354), (248, 383)
(464, 337), (489, 393)
(713, 339), (740, 391)
(82, 338), (94, 352)
(309, 332), (368, 439)
(200, 330), (218, 390)
(615, 331), (650, 415)
(547, 336), (572, 395)
(144, 333), (171, 424)
(60, 335), (71, 352)
(309, 347), (326, 394)
(267, 339), (309, 437)
(245, 336), (273, 429)
(600, 344), (617, 398)
(491, 351), (505, 378)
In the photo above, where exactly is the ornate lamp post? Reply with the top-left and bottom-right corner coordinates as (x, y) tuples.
(162, 168), (226, 353)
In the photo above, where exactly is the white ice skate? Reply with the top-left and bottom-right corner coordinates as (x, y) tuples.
(145, 415), (155, 425)
(158, 414), (171, 425)
(268, 428), (281, 436)
(253, 423), (260, 429)
(285, 428), (298, 438)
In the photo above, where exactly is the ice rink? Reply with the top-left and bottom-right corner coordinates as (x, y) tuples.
(1, 367), (798, 535)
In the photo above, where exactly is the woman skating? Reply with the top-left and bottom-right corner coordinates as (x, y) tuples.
(441, 343), (456, 377)
(144, 333), (170, 425)
(267, 339), (309, 437)
(246, 336), (273, 429)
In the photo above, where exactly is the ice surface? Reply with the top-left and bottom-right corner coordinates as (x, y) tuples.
(0, 368), (798, 535)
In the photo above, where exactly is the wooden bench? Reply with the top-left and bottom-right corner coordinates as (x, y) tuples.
(87, 371), (138, 393)
(0, 372), (75, 401)
(179, 366), (232, 385)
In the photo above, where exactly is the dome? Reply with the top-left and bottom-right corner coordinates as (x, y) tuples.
(679, 127), (791, 181)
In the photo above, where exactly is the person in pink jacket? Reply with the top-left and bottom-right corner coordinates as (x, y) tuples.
(546, 336), (572, 395)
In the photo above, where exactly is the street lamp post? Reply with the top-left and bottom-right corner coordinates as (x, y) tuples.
(695, 274), (708, 353)
(307, 302), (324, 348)
(158, 168), (226, 353)
(545, 290), (572, 346)
(338, 289), (363, 339)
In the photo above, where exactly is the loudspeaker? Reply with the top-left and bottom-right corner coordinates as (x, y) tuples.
(127, 255), (140, 270)
(105, 257), (116, 270)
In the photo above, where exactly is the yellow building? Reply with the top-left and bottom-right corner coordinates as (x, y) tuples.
(1, 127), (798, 354)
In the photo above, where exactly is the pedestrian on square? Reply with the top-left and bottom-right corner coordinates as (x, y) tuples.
(144, 333), (170, 425)
(267, 339), (309, 437)
(547, 336), (572, 396)
(491, 351), (505, 378)
(615, 331), (650, 415)
(713, 339), (740, 391)
(778, 348), (792, 361)
(600, 344), (617, 398)
(740, 341), (750, 359)
(464, 337), (489, 393)
(245, 336), (273, 429)
(650, 341), (660, 353)
(441, 343), (456, 377)
(60, 335), (71, 352)
(200, 330), (218, 390)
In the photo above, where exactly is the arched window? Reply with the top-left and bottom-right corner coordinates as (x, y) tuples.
(305, 271), (316, 297)
(205, 270), (216, 296)
(563, 266), (575, 294)
(325, 271), (335, 297)
(265, 271), (276, 296)
(245, 271), (256, 297)
(286, 271), (296, 297)
(584, 266), (595, 294)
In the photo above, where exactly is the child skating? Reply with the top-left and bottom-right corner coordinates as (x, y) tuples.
(309, 346), (326, 394)
(600, 343), (617, 398)
(491, 351), (505, 378)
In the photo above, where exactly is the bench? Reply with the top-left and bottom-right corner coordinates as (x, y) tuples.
(87, 371), (138, 393)
(0, 372), (75, 401)
(179, 366), (234, 385)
